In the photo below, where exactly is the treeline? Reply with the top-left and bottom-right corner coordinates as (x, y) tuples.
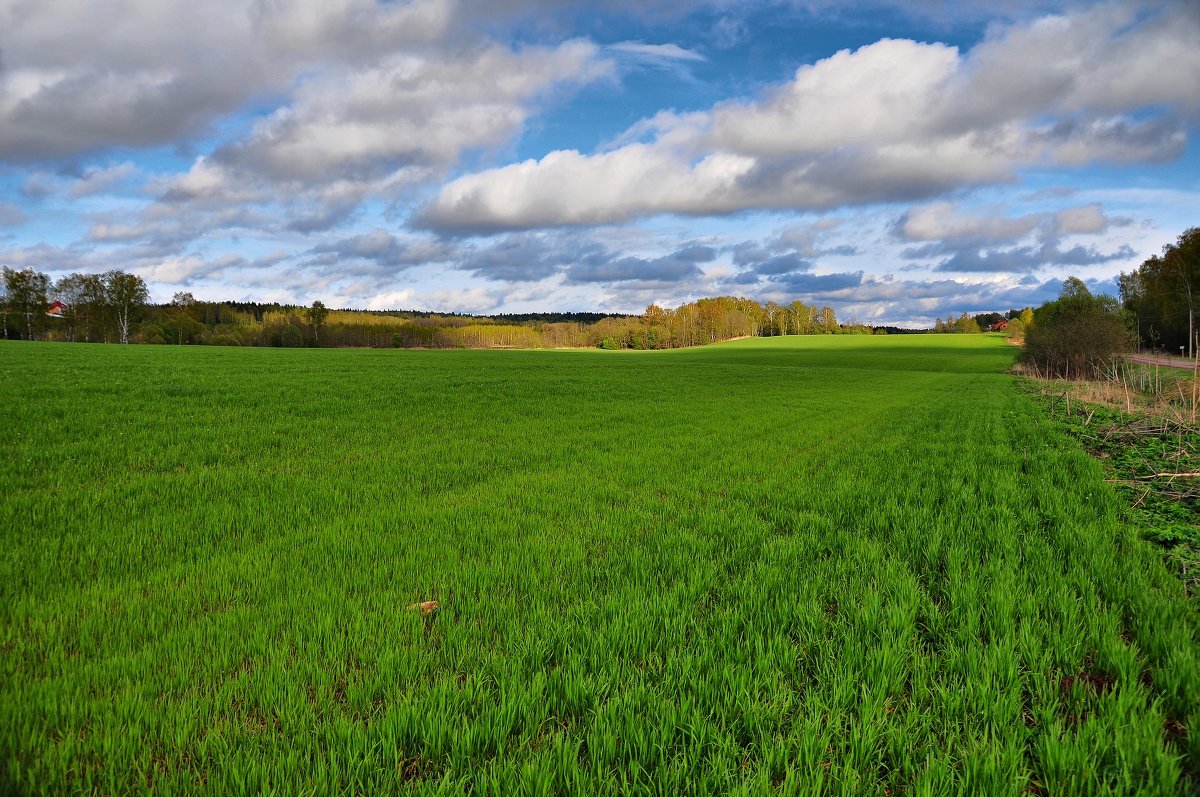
(3, 263), (1097, 354)
(2, 267), (862, 349)
(2, 267), (148, 344)
(166, 295), (849, 350)
(1120, 227), (1200, 355)
(933, 309), (1033, 336)
(990, 227), (1198, 379)
(589, 297), (846, 349)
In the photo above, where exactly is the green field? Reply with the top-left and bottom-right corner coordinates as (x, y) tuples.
(2, 335), (1197, 795)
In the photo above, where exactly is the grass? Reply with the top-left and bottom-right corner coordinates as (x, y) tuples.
(1019, 366), (1200, 599)
(1, 335), (1197, 795)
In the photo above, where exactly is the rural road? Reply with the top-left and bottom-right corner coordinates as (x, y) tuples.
(1126, 353), (1199, 370)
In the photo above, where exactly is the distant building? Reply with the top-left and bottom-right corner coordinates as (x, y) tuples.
(47, 300), (66, 318)
(990, 319), (1009, 332)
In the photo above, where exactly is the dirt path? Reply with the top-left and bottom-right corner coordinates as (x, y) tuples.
(1125, 353), (1199, 371)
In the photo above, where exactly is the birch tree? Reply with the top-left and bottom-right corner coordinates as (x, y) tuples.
(104, 270), (148, 344)
(3, 267), (50, 340)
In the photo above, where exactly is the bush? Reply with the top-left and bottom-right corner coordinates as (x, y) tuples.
(1005, 318), (1024, 341)
(275, 325), (304, 348)
(137, 323), (166, 344)
(1021, 278), (1132, 379)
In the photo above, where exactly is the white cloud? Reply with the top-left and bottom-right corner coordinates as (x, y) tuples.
(67, 163), (140, 198)
(1051, 204), (1111, 236)
(218, 40), (609, 184)
(609, 41), (706, 64)
(418, 2), (1200, 231)
(710, 38), (957, 158)
(896, 203), (1042, 243)
(421, 144), (759, 231)
(0, 0), (600, 163)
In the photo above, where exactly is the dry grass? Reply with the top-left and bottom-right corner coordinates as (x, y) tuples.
(1013, 359), (1200, 428)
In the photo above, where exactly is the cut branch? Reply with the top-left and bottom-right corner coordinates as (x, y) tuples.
(1136, 472), (1200, 480)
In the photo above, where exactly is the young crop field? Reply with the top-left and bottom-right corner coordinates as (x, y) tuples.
(2, 335), (1197, 795)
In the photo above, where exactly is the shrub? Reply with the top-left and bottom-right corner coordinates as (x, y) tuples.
(1021, 278), (1132, 379)
(275, 325), (304, 348)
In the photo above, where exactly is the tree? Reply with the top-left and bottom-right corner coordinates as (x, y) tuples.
(3, 267), (50, 340)
(1005, 317), (1025, 341)
(105, 271), (148, 344)
(1021, 277), (1132, 379)
(1165, 228), (1199, 357)
(54, 273), (107, 342)
(306, 300), (329, 345)
(1121, 227), (1200, 354)
(54, 274), (86, 342)
(973, 311), (1004, 331)
(167, 292), (204, 344)
(762, 301), (782, 336)
(953, 313), (981, 334)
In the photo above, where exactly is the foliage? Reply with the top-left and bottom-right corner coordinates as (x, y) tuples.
(306, 300), (329, 344)
(2, 336), (1197, 794)
(935, 309), (1031, 334)
(3, 266), (51, 340)
(53, 273), (107, 342)
(275, 324), (305, 348)
(1005, 317), (1025, 341)
(103, 271), (150, 344)
(1025, 384), (1200, 595)
(4, 267), (851, 350)
(953, 313), (981, 334)
(1121, 227), (1200, 354)
(1021, 277), (1133, 379)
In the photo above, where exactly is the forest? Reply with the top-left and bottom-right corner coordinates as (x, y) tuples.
(1120, 227), (1200, 355)
(1, 264), (1039, 350)
(2, 266), (864, 350)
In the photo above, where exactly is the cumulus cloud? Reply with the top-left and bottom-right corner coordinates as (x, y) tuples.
(67, 163), (139, 198)
(566, 244), (715, 284)
(308, 230), (451, 270)
(727, 218), (857, 283)
(894, 202), (1042, 244)
(893, 200), (1137, 273)
(30, 32), (614, 259)
(0, 0), (463, 162)
(456, 233), (588, 282)
(768, 271), (866, 294)
(418, 2), (1200, 231)
(451, 232), (722, 287)
(920, 242), (1136, 274)
(0, 0), (1187, 320)
(216, 40), (608, 185)
(101, 34), (608, 254)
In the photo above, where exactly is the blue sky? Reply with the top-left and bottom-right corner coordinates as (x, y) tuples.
(1, 0), (1198, 326)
